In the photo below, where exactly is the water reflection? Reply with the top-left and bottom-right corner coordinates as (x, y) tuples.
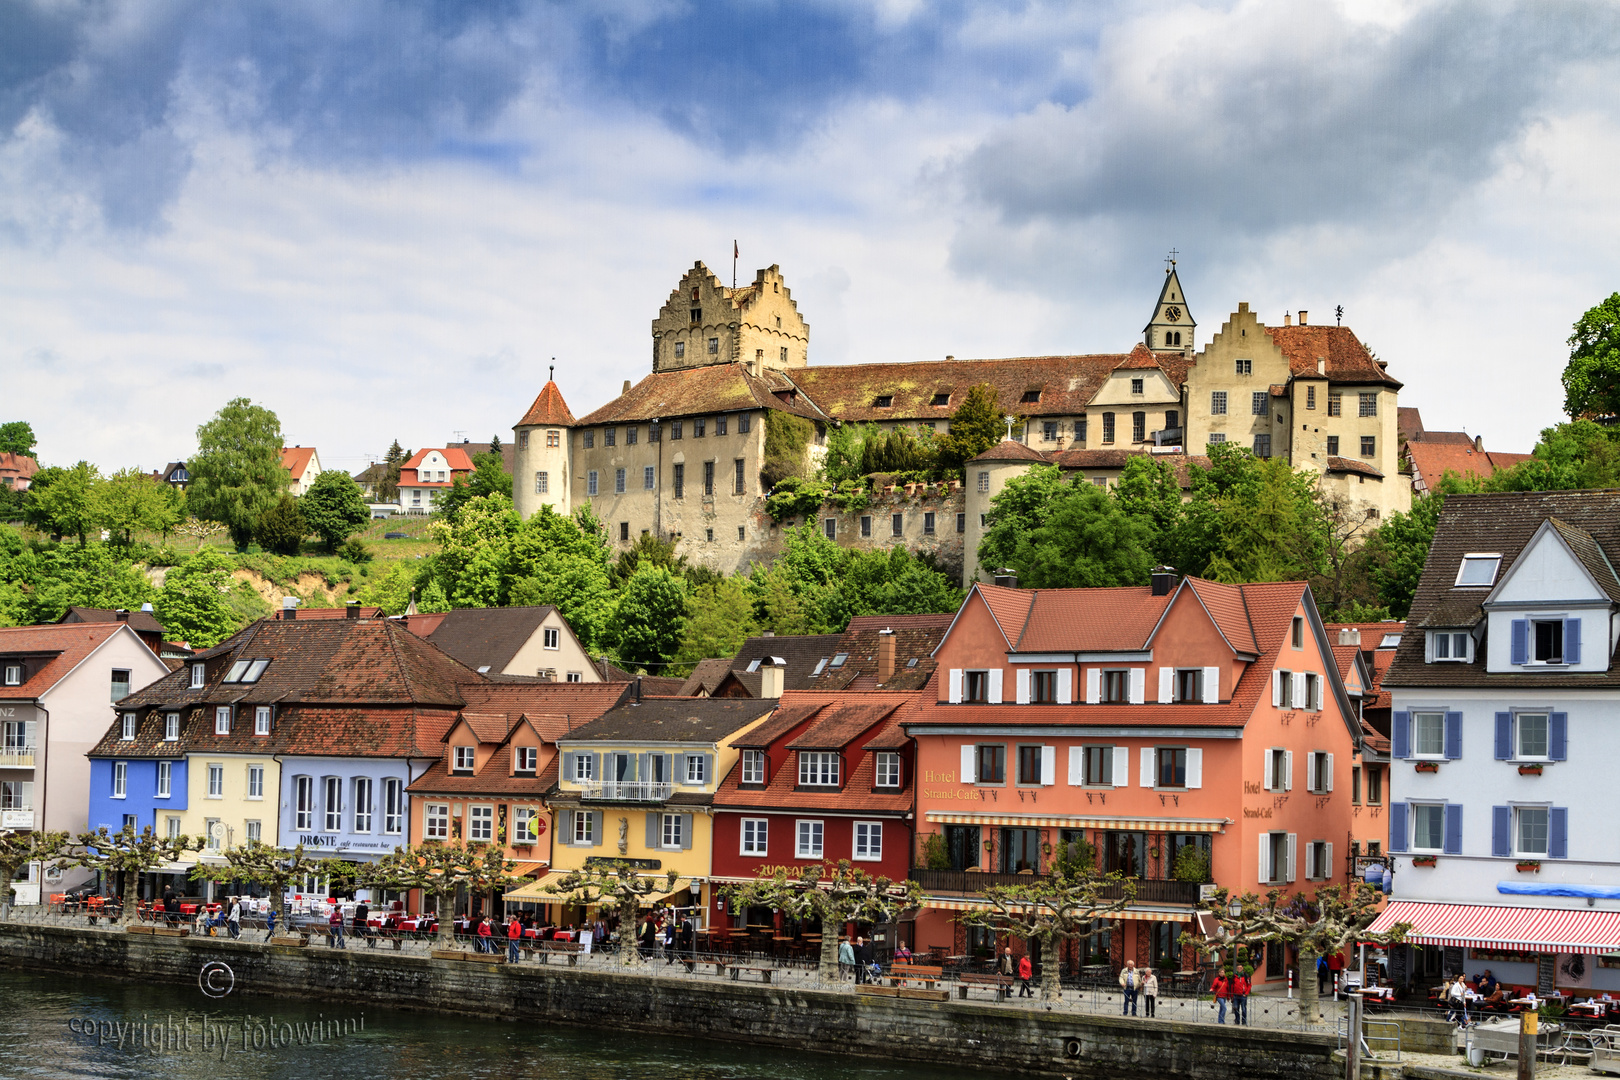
(0, 969), (979, 1080)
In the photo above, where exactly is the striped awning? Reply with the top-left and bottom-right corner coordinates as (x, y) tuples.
(921, 896), (1194, 923)
(925, 811), (1228, 834)
(1367, 901), (1620, 955)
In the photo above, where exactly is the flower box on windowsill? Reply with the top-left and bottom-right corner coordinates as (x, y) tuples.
(1414, 761), (1440, 774)
(1411, 856), (1438, 867)
(1517, 764), (1544, 776)
(1516, 861), (1541, 873)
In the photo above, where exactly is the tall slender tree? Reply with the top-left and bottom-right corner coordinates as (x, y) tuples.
(187, 398), (289, 550)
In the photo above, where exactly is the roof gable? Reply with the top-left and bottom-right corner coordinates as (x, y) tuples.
(1487, 517), (1619, 606)
(426, 606), (562, 674)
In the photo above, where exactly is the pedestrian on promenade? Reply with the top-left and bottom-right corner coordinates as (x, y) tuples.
(1143, 969), (1158, 1018)
(1317, 955), (1330, 997)
(264, 906), (276, 941)
(998, 947), (1015, 993)
(162, 886), (178, 928)
(1018, 952), (1034, 998)
(354, 900), (371, 947)
(1211, 970), (1230, 1024)
(839, 937), (856, 981)
(663, 916), (677, 964)
(508, 913), (523, 963)
(1231, 970), (1251, 1025)
(329, 905), (345, 949)
(639, 915), (656, 960)
(477, 915), (494, 954)
(227, 897), (242, 940)
(855, 937), (873, 985)
(1119, 960), (1141, 1016)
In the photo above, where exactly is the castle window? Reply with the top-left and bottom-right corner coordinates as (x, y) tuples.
(584, 431), (595, 449)
(535, 472), (548, 494)
(931, 392), (950, 406)
(620, 522), (629, 542)
(1235, 358), (1251, 375)
(1102, 412), (1116, 444)
(547, 430), (559, 447)
(716, 416), (728, 435)
(1211, 391), (1227, 415)
(1132, 412), (1145, 442)
(605, 428), (616, 447)
(1328, 393), (1342, 416)
(776, 316), (781, 328)
(1306, 386), (1316, 410)
(1131, 378), (1144, 394)
(708, 337), (719, 355)
(628, 426), (639, 444)
(780, 347), (788, 363)
(673, 463), (684, 498)
(1020, 389), (1041, 403)
(674, 341), (685, 358)
(1074, 418), (1087, 443)
(518, 431), (529, 450)
(694, 418), (705, 437)
(1361, 436), (1376, 457)
(1359, 393), (1378, 417)
(1042, 421), (1057, 442)
(1327, 436), (1339, 456)
(1253, 434), (1271, 458)
(615, 468), (626, 494)
(957, 513), (965, 533)
(874, 395), (893, 408)
(1166, 410), (1179, 430)
(644, 465), (655, 490)
(977, 471), (989, 493)
(738, 414), (751, 433)
(1252, 391), (1268, 416)
(924, 512), (936, 534)
(588, 470), (598, 495)
(1208, 433), (1226, 443)
(671, 421), (682, 440)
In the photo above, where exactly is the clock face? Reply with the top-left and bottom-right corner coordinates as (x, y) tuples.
(1164, 306), (1182, 322)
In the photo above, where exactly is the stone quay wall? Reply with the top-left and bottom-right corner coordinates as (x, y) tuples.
(0, 924), (1342, 1080)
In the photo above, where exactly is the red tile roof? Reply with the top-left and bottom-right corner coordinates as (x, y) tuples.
(968, 439), (1047, 464)
(0, 452), (39, 489)
(1112, 344), (1167, 370)
(280, 447), (316, 480)
(789, 353), (1134, 423)
(786, 702), (902, 751)
(0, 623), (138, 699)
(1183, 579), (1260, 656)
(973, 583), (1038, 648)
(516, 380), (577, 427)
(408, 743), (560, 796)
(1406, 441), (1530, 487)
(402, 447), (476, 472)
(575, 363), (824, 426)
(1326, 456), (1385, 479)
(981, 584), (1174, 654)
(1263, 325), (1402, 389)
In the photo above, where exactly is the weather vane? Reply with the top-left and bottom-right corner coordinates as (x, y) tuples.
(1165, 248), (1178, 272)
(1335, 305), (1343, 326)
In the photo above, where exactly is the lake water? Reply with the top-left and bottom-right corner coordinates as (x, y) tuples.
(0, 968), (986, 1080)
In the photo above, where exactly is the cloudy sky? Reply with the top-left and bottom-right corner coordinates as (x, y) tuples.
(4, 0), (1617, 476)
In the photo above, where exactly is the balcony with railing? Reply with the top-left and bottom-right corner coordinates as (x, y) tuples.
(909, 868), (1206, 906)
(0, 745), (37, 769)
(576, 780), (673, 803)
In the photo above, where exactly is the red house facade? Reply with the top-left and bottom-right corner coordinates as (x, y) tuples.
(904, 573), (1360, 985)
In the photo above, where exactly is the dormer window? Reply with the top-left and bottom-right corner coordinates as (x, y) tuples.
(2, 663), (20, 686)
(741, 749), (765, 785)
(799, 751), (840, 787)
(1455, 554), (1501, 587)
(515, 747), (537, 773)
(121, 713), (137, 740)
(214, 706), (231, 735)
(931, 393), (950, 406)
(873, 395), (893, 408)
(254, 706), (271, 735)
(1429, 631), (1472, 662)
(1021, 389), (1041, 403)
(453, 746), (475, 774)
(190, 664), (205, 689)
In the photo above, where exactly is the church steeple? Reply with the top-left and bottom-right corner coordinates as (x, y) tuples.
(1144, 254), (1195, 353)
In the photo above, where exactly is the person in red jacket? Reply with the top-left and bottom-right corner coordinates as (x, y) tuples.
(1211, 970), (1230, 1024)
(1018, 953), (1034, 998)
(476, 915), (494, 954)
(1231, 970), (1251, 1025)
(507, 913), (523, 963)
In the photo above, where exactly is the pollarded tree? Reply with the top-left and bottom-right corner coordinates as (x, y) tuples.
(0, 830), (71, 916)
(723, 861), (923, 980)
(191, 841), (342, 932)
(188, 398), (289, 550)
(1191, 884), (1410, 1022)
(958, 867), (1137, 1000)
(542, 862), (681, 967)
(300, 469), (371, 552)
(366, 841), (518, 948)
(73, 826), (203, 925)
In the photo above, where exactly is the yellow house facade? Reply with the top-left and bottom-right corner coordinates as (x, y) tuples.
(178, 750), (282, 861)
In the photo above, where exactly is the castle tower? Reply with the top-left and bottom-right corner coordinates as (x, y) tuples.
(512, 370), (576, 519)
(650, 261), (809, 374)
(1144, 257), (1196, 353)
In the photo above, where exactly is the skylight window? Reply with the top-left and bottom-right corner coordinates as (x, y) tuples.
(829, 653), (849, 669)
(1455, 554), (1501, 587)
(745, 659), (762, 673)
(1379, 633), (1402, 649)
(811, 658), (828, 676)
(223, 661), (251, 683)
(223, 659), (271, 684)
(906, 657), (919, 668)
(244, 659), (269, 682)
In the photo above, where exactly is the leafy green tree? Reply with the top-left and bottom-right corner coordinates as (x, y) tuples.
(188, 399), (289, 550)
(541, 863), (680, 967)
(507, 507), (617, 649)
(723, 862), (922, 980)
(672, 577), (759, 672)
(155, 548), (243, 648)
(366, 842), (518, 948)
(356, 561), (425, 615)
(607, 564), (690, 672)
(1113, 455), (1184, 565)
(0, 422), (38, 458)
(1562, 292), (1620, 421)
(820, 422), (876, 487)
(24, 461), (101, 545)
(426, 492), (522, 608)
(0, 830), (70, 915)
(1202, 455), (1327, 584)
(0, 541), (156, 624)
(1010, 480), (1155, 588)
(977, 464), (1069, 578)
(435, 455), (513, 519)
(300, 469), (371, 551)
(935, 383), (1007, 474)
(1486, 420), (1620, 491)
(255, 494), (307, 556)
(73, 826), (203, 925)
(859, 426), (936, 477)
(845, 546), (964, 616)
(95, 467), (181, 546)
(959, 864), (1136, 1000)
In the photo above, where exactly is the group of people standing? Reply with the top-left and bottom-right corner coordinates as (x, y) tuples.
(1209, 970), (1252, 1024)
(838, 936), (880, 983)
(637, 909), (696, 962)
(1117, 960), (1159, 1016)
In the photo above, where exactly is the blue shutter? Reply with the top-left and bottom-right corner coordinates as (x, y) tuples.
(1444, 712), (1463, 760)
(1494, 712), (1513, 760)
(1510, 619), (1529, 665)
(1549, 807), (1568, 859)
(1564, 619), (1581, 665)
(1392, 712), (1411, 760)
(1491, 806), (1511, 858)
(1549, 712), (1567, 761)
(1388, 802), (1408, 853)
(1443, 804), (1463, 855)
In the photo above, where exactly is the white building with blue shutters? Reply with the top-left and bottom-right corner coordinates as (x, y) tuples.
(1376, 494), (1620, 993)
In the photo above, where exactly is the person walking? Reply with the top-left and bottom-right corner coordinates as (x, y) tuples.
(1018, 952), (1034, 998)
(264, 905), (276, 941)
(354, 901), (371, 948)
(1211, 970), (1230, 1024)
(638, 915), (656, 960)
(477, 915), (494, 955)
(663, 917), (677, 965)
(1143, 969), (1159, 1018)
(1317, 954), (1330, 997)
(1119, 960), (1141, 1016)
(1446, 975), (1470, 1027)
(162, 885), (178, 928)
(227, 897), (242, 940)
(328, 905), (346, 949)
(839, 937), (856, 981)
(507, 913), (523, 964)
(998, 947), (1015, 994)
(1231, 969), (1251, 1025)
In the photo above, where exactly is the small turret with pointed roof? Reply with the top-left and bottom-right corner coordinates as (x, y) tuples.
(513, 366), (576, 519)
(1144, 255), (1196, 354)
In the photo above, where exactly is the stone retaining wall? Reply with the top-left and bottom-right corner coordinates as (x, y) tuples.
(0, 924), (1342, 1080)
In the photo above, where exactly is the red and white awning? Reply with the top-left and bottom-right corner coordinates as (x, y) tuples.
(1367, 900), (1620, 955)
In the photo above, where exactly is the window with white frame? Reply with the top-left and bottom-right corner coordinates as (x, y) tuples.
(875, 752), (901, 788)
(166, 816), (181, 839)
(425, 802), (448, 840)
(295, 777), (314, 829)
(2, 663), (19, 685)
(208, 763), (224, 798)
(453, 746), (475, 774)
(468, 804), (493, 842)
(121, 713), (136, 740)
(190, 663), (205, 689)
(165, 713), (179, 741)
(1516, 806), (1549, 857)
(741, 818), (768, 856)
(544, 627), (560, 650)
(685, 754), (706, 784)
(516, 746), (538, 773)
(741, 749), (765, 785)
(245, 820), (261, 844)
(1455, 554), (1501, 587)
(157, 761), (171, 798)
(1412, 711), (1446, 758)
(514, 806), (539, 844)
(214, 707), (231, 735)
(1430, 631), (1472, 661)
(799, 752), (839, 787)
(796, 819), (824, 858)
(573, 753), (594, 782)
(1307, 751), (1333, 794)
(205, 818), (221, 851)
(660, 813), (683, 849)
(113, 761), (127, 798)
(1515, 713), (1550, 760)
(323, 777), (342, 831)
(254, 706), (271, 735)
(854, 821), (882, 861)
(1265, 748), (1291, 792)
(353, 777), (372, 833)
(573, 810), (594, 845)
(1411, 803), (1446, 851)
(383, 778), (403, 834)
(246, 764), (263, 800)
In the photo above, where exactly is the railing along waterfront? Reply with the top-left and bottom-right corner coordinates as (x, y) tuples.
(908, 869), (1205, 905)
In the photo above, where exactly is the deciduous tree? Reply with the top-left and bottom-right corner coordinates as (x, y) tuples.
(73, 826), (202, 925)
(672, 577), (759, 673)
(300, 469), (370, 552)
(541, 863), (680, 966)
(95, 468), (181, 546)
(154, 548), (242, 648)
(25, 461), (101, 545)
(0, 830), (70, 915)
(958, 866), (1136, 1000)
(607, 564), (690, 672)
(0, 421), (38, 458)
(188, 399), (289, 550)
(1562, 292), (1620, 422)
(722, 862), (922, 980)
(194, 841), (343, 932)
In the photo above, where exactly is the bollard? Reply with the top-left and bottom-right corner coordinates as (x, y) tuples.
(1345, 991), (1361, 1080)
(1519, 1010), (1537, 1080)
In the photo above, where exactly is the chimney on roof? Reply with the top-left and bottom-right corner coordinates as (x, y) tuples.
(946, 355), (955, 362)
(622, 380), (632, 394)
(635, 676), (642, 703)
(115, 609), (129, 622)
(345, 601), (361, 619)
(1299, 310), (1308, 326)
(878, 629), (896, 684)
(282, 596), (298, 620)
(759, 658), (784, 700)
(1151, 566), (1179, 597)
(1316, 357), (1325, 375)
(1474, 435), (1484, 452)
(1284, 313), (1292, 326)
(140, 602), (154, 613)
(991, 569), (1019, 589)
(1339, 627), (1361, 646)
